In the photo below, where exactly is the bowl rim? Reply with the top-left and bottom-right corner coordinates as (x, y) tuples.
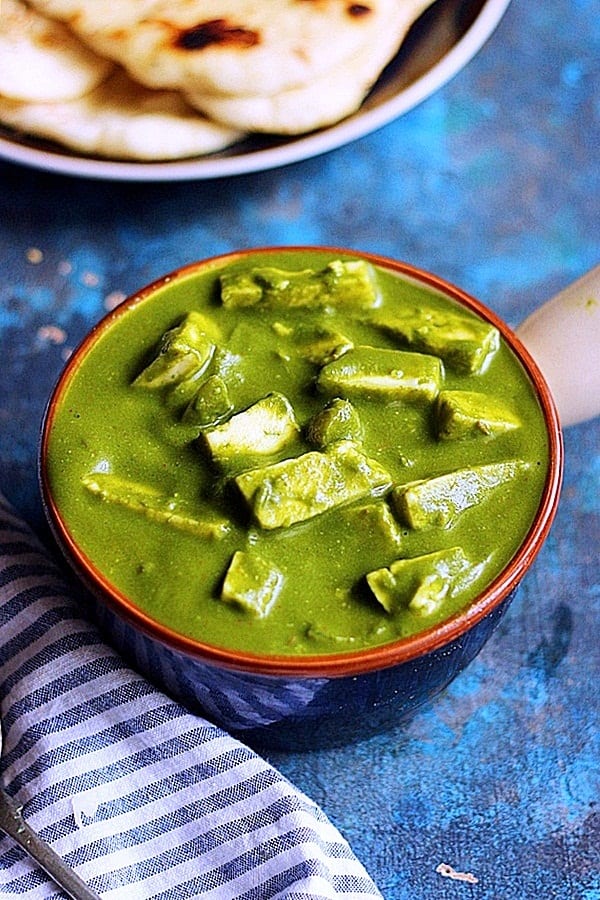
(39, 246), (564, 678)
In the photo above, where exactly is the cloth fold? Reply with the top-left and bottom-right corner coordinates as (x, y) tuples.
(0, 495), (382, 899)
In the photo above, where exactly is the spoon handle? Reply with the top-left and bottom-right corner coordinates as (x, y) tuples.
(0, 789), (102, 900)
(517, 265), (600, 427)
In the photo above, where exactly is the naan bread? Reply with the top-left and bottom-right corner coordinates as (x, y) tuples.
(0, 0), (112, 102)
(2, 0), (436, 159)
(191, 1), (434, 134)
(26, 0), (409, 98)
(0, 69), (244, 160)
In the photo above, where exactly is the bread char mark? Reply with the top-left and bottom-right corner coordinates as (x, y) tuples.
(297, 1), (373, 16)
(173, 19), (260, 51)
(172, 3), (373, 52)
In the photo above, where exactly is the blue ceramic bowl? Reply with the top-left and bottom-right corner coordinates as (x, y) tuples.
(39, 248), (563, 750)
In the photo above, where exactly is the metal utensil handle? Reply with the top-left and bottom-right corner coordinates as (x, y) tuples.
(0, 789), (102, 900)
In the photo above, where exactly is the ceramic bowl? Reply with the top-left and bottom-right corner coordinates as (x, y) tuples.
(39, 248), (563, 750)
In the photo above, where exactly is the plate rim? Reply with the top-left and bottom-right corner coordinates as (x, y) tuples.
(0, 0), (512, 182)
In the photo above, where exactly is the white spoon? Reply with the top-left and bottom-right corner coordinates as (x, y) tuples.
(0, 726), (102, 900)
(517, 265), (600, 427)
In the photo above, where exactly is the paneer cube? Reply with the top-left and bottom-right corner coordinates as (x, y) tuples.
(435, 390), (521, 440)
(306, 398), (363, 448)
(391, 460), (529, 530)
(220, 259), (379, 310)
(374, 305), (499, 374)
(316, 346), (442, 405)
(183, 374), (233, 428)
(133, 311), (218, 389)
(201, 392), (300, 465)
(221, 550), (284, 617)
(367, 546), (471, 616)
(234, 440), (392, 530)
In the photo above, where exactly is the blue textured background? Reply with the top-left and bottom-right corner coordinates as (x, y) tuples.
(1, 1), (598, 897)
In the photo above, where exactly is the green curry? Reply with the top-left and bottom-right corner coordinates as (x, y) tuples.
(45, 251), (549, 656)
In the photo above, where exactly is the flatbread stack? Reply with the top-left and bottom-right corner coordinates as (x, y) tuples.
(0, 0), (435, 161)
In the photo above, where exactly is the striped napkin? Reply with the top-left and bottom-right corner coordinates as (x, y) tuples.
(0, 494), (382, 900)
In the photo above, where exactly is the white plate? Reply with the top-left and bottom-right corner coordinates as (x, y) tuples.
(0, 0), (511, 182)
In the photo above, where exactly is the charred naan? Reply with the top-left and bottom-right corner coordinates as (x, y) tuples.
(2, 0), (437, 159)
(0, 0), (112, 102)
(190, 1), (434, 133)
(25, 0), (423, 98)
(0, 69), (243, 160)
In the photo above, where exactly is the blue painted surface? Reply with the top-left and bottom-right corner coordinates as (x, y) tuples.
(0, 0), (598, 896)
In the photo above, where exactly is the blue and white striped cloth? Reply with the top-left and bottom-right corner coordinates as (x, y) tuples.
(0, 494), (382, 899)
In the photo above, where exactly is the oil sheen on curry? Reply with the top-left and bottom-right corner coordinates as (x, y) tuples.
(46, 251), (550, 656)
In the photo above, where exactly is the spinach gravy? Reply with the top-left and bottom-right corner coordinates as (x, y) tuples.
(46, 251), (550, 656)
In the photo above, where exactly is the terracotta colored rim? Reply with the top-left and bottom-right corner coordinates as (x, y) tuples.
(39, 247), (564, 678)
